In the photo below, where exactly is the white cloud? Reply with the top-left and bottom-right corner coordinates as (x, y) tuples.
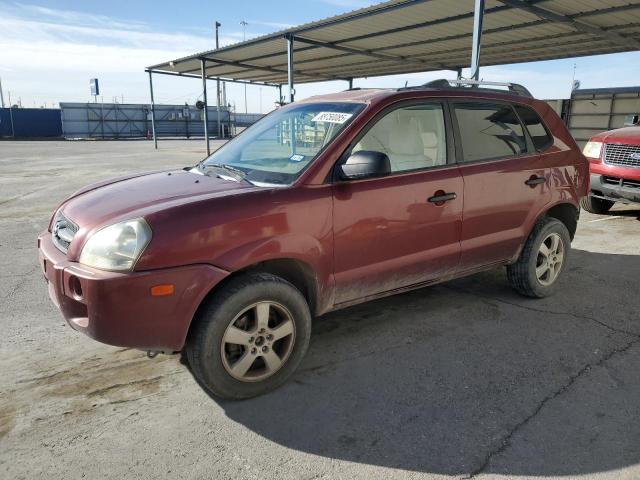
(0, 2), (240, 105)
(0, 4), (228, 72)
(10, 2), (149, 30)
(246, 19), (295, 30)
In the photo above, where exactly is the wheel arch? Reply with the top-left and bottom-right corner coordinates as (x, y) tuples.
(543, 201), (579, 240)
(234, 258), (319, 315)
(191, 256), (320, 327)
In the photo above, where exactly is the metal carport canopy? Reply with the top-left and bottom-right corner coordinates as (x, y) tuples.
(148, 0), (640, 86)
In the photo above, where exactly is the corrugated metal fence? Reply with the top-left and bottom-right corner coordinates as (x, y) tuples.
(0, 108), (62, 138)
(564, 87), (640, 147)
(546, 86), (640, 148)
(60, 103), (234, 139)
(2, 90), (637, 144)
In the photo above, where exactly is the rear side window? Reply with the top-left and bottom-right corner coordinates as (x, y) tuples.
(514, 105), (553, 151)
(453, 103), (527, 162)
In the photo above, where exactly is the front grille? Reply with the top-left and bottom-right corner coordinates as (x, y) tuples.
(603, 176), (640, 190)
(604, 143), (640, 168)
(51, 211), (78, 254)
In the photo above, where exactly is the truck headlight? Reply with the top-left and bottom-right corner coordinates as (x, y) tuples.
(79, 219), (152, 271)
(582, 141), (603, 159)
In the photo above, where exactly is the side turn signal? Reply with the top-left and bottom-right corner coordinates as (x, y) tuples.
(150, 284), (174, 297)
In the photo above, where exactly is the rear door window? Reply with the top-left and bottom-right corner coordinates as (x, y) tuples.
(453, 102), (528, 162)
(514, 105), (553, 151)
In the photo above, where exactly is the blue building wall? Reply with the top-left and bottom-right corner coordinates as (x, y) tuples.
(0, 108), (62, 138)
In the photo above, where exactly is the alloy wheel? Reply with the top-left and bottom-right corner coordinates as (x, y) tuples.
(220, 301), (296, 382)
(535, 232), (565, 286)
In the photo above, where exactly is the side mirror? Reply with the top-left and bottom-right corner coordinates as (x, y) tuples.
(623, 114), (639, 127)
(338, 150), (391, 180)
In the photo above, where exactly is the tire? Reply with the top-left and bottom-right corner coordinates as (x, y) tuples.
(507, 217), (571, 298)
(580, 195), (614, 215)
(186, 272), (311, 400)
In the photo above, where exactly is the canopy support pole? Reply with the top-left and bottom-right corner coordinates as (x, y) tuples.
(470, 0), (485, 80)
(286, 35), (295, 103)
(201, 58), (210, 156)
(215, 78), (221, 139)
(347, 78), (353, 89)
(215, 21), (222, 138)
(147, 71), (157, 150)
(278, 85), (283, 104)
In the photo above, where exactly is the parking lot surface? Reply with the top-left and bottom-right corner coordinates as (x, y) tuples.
(1, 140), (639, 480)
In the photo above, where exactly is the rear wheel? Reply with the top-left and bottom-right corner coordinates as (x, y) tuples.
(186, 273), (311, 400)
(507, 217), (571, 298)
(580, 194), (614, 215)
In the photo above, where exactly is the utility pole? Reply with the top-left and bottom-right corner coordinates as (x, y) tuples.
(0, 77), (5, 108)
(240, 20), (248, 113)
(215, 21), (222, 137)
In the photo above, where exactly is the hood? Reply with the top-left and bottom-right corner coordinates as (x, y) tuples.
(60, 169), (258, 246)
(595, 126), (640, 145)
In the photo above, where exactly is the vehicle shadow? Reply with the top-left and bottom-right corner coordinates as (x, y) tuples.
(608, 204), (640, 220)
(201, 248), (640, 476)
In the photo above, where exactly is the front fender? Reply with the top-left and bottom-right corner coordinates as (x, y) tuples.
(212, 233), (334, 313)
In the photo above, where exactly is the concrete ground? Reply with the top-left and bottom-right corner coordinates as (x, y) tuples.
(1, 140), (639, 480)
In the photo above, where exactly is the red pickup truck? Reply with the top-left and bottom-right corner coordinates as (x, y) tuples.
(581, 118), (640, 214)
(39, 80), (588, 399)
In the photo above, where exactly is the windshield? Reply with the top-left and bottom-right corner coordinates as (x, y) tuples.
(200, 102), (365, 186)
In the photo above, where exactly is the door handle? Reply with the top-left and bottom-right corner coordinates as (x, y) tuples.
(525, 176), (546, 187)
(427, 192), (457, 204)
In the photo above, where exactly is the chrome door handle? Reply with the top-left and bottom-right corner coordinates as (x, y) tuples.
(525, 176), (545, 186)
(428, 192), (457, 203)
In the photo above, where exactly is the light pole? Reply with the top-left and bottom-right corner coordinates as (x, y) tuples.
(240, 20), (248, 114)
(0, 77), (5, 108)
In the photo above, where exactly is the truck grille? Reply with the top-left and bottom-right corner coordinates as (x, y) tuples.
(51, 211), (78, 254)
(604, 143), (640, 168)
(603, 176), (640, 189)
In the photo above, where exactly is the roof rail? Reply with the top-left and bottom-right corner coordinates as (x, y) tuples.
(419, 79), (533, 98)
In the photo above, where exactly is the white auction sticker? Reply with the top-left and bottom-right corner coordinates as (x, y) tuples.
(312, 112), (353, 124)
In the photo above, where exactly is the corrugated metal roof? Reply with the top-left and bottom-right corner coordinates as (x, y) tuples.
(148, 0), (640, 85)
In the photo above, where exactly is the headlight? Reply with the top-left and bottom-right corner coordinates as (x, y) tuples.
(582, 141), (603, 159)
(79, 219), (152, 271)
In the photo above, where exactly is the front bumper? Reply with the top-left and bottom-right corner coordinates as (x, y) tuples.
(589, 174), (640, 205)
(38, 232), (228, 351)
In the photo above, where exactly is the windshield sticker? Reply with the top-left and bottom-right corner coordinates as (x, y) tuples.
(312, 112), (353, 124)
(289, 154), (305, 162)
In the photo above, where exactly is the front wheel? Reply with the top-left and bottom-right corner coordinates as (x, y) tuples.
(186, 273), (311, 400)
(580, 194), (614, 215)
(507, 217), (571, 298)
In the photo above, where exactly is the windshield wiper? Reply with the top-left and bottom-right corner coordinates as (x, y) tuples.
(218, 163), (247, 178)
(199, 163), (254, 185)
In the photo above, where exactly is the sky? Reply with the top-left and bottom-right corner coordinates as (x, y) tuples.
(0, 0), (639, 112)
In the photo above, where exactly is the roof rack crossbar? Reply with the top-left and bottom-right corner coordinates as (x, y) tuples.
(421, 78), (533, 98)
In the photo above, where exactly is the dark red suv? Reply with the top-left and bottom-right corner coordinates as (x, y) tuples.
(39, 80), (588, 399)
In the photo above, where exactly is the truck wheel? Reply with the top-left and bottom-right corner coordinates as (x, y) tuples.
(507, 217), (571, 298)
(580, 195), (614, 214)
(186, 273), (311, 400)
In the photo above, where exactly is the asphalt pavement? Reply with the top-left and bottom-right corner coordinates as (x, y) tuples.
(1, 140), (639, 479)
